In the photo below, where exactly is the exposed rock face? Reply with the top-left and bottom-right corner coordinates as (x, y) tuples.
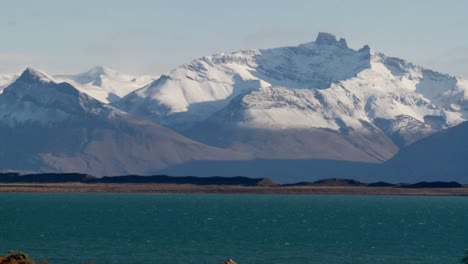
(315, 32), (348, 48)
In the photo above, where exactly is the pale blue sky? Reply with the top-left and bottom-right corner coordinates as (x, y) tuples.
(1, 0), (468, 78)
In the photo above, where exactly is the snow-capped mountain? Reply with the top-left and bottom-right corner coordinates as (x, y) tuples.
(0, 67), (108, 126)
(0, 73), (19, 93)
(2, 33), (468, 181)
(116, 32), (468, 158)
(55, 66), (155, 103)
(0, 68), (245, 175)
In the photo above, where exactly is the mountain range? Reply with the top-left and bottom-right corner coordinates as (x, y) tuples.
(1, 32), (467, 183)
(0, 68), (246, 175)
(1, 66), (155, 103)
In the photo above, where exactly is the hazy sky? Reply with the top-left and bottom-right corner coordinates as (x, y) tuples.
(1, 0), (468, 78)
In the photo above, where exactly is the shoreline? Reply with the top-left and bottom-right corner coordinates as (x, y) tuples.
(0, 183), (467, 196)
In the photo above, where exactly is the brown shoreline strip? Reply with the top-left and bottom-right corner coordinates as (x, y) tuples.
(0, 183), (467, 196)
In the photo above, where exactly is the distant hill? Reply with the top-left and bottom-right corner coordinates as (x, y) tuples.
(380, 121), (468, 183)
(285, 178), (367, 187)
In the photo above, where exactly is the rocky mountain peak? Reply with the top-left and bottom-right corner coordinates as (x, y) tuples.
(315, 32), (348, 48)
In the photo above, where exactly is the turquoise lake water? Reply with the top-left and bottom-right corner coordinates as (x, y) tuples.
(0, 193), (466, 264)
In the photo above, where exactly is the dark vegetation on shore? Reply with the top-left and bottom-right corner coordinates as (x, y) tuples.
(0, 173), (277, 186)
(0, 173), (465, 188)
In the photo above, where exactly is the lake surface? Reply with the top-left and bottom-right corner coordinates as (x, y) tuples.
(0, 193), (466, 264)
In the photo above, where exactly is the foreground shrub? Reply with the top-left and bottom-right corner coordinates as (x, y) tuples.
(221, 259), (237, 264)
(0, 251), (46, 264)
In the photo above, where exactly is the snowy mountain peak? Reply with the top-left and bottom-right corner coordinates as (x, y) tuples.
(59, 65), (118, 85)
(19, 67), (54, 84)
(0, 67), (111, 126)
(315, 32), (348, 48)
(55, 66), (155, 103)
(83, 66), (116, 79)
(5, 68), (88, 102)
(115, 33), (375, 127)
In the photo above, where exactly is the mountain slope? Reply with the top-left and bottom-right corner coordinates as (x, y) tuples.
(115, 32), (468, 162)
(0, 68), (246, 175)
(187, 86), (398, 162)
(55, 66), (154, 103)
(380, 120), (468, 183)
